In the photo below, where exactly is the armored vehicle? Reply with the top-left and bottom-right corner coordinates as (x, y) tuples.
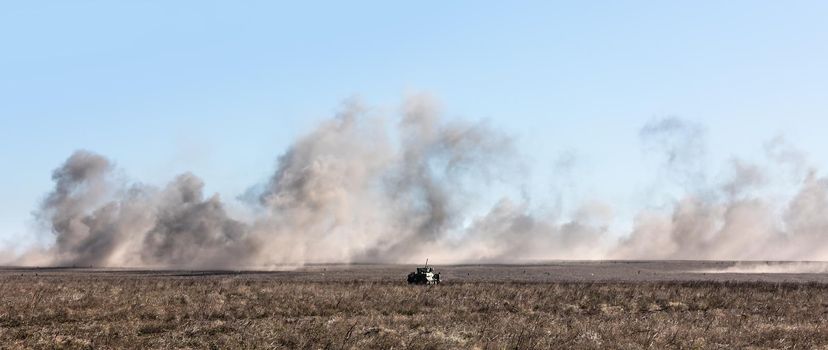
(407, 259), (440, 285)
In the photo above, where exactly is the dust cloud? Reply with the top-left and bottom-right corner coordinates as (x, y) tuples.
(15, 96), (828, 269)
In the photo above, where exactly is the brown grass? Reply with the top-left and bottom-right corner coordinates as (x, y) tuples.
(2, 272), (828, 349)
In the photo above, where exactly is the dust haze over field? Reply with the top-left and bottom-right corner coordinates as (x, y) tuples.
(13, 95), (828, 269)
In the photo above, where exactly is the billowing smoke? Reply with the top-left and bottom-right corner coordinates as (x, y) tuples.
(27, 152), (255, 268)
(611, 122), (828, 261)
(24, 95), (551, 267)
(17, 96), (828, 268)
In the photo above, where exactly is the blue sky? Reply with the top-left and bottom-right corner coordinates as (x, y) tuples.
(2, 1), (828, 248)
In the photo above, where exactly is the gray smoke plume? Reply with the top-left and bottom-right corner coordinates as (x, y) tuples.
(25, 95), (543, 267)
(141, 173), (254, 267)
(19, 101), (828, 268)
(29, 151), (255, 268)
(33, 151), (135, 266)
(611, 117), (828, 262)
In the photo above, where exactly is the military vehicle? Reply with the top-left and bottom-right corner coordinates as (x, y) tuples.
(407, 259), (440, 285)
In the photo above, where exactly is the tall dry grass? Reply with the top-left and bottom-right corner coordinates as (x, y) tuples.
(1, 273), (827, 349)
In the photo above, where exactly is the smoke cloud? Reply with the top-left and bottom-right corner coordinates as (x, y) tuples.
(611, 122), (828, 262)
(16, 96), (828, 268)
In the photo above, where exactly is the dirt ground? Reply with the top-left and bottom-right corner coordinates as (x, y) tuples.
(2, 261), (828, 349)
(6, 260), (828, 283)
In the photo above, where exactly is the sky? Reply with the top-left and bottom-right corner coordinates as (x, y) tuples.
(2, 1), (828, 250)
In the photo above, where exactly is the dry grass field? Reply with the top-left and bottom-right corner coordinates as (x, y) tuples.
(2, 262), (828, 349)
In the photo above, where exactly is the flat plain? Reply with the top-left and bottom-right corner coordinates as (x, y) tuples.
(2, 261), (828, 349)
